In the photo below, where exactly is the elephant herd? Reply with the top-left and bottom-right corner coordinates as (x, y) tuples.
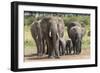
(30, 16), (86, 59)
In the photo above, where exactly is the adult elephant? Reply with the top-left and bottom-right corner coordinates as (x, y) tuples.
(40, 16), (64, 58)
(30, 20), (44, 56)
(69, 26), (82, 54)
(67, 21), (86, 54)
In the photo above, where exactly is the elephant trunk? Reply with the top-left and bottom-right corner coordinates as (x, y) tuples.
(52, 33), (60, 58)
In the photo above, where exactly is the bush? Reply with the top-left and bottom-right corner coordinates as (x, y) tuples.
(24, 16), (36, 26)
(63, 15), (90, 26)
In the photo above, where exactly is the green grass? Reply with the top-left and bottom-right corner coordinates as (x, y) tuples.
(82, 30), (90, 49)
(24, 26), (36, 49)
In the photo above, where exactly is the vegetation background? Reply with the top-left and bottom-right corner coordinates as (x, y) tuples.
(24, 11), (90, 55)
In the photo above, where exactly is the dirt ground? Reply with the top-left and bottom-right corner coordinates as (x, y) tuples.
(24, 48), (90, 62)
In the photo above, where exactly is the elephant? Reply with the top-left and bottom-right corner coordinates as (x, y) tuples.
(65, 38), (73, 55)
(69, 26), (82, 54)
(67, 21), (81, 38)
(67, 21), (86, 54)
(59, 38), (73, 55)
(59, 38), (66, 56)
(30, 20), (44, 56)
(40, 16), (64, 58)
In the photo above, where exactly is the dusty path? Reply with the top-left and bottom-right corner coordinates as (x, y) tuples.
(24, 48), (90, 62)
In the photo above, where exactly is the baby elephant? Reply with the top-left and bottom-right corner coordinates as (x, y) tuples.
(59, 38), (66, 56)
(66, 38), (73, 55)
(59, 38), (73, 55)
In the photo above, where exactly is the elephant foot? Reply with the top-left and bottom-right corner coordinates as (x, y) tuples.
(72, 52), (76, 55)
(59, 54), (63, 56)
(76, 52), (81, 55)
(48, 56), (60, 59)
(37, 53), (43, 57)
(48, 56), (54, 59)
(55, 56), (60, 59)
(65, 53), (68, 55)
(45, 52), (48, 55)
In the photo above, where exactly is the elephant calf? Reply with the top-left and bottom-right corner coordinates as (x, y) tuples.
(59, 38), (73, 55)
(66, 38), (73, 55)
(59, 38), (66, 56)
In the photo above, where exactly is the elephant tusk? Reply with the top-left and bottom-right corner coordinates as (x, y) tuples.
(49, 31), (51, 37)
(57, 33), (59, 38)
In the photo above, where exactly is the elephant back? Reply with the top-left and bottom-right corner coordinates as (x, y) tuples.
(69, 26), (82, 40)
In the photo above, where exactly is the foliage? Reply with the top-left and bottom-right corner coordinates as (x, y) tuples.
(24, 16), (36, 25)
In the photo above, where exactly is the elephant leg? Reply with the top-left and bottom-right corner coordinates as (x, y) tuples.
(61, 48), (64, 55)
(72, 41), (76, 55)
(76, 39), (81, 55)
(54, 49), (60, 58)
(47, 39), (53, 58)
(69, 41), (73, 55)
(65, 46), (69, 55)
(54, 41), (60, 58)
(74, 46), (77, 55)
(59, 40), (63, 56)
(62, 44), (66, 55)
(76, 42), (79, 55)
(69, 45), (72, 55)
(46, 43), (49, 55)
(79, 41), (82, 53)
(42, 39), (45, 54)
(75, 40), (79, 54)
(59, 45), (62, 56)
(35, 38), (43, 56)
(35, 40), (40, 56)
(59, 44), (64, 56)
(69, 47), (71, 55)
(78, 40), (82, 54)
(40, 41), (44, 56)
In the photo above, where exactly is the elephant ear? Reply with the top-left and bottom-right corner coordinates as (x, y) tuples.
(49, 31), (59, 39)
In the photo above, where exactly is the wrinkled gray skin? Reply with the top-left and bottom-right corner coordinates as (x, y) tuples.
(67, 22), (86, 54)
(67, 22), (81, 38)
(40, 16), (64, 58)
(66, 38), (73, 55)
(59, 38), (66, 56)
(30, 20), (44, 56)
(59, 38), (73, 55)
(69, 26), (82, 54)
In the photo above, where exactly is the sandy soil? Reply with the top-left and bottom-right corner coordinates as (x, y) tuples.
(24, 48), (90, 62)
